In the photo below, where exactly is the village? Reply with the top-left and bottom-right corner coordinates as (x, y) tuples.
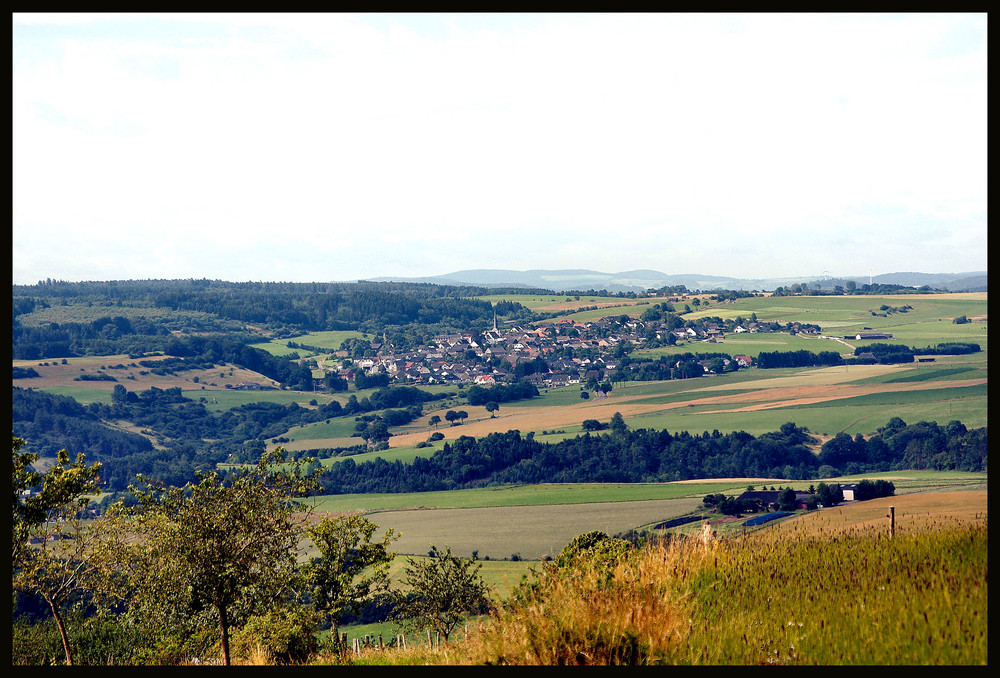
(309, 302), (823, 393)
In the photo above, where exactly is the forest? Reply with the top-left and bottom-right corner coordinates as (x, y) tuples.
(12, 279), (542, 359)
(317, 419), (986, 495)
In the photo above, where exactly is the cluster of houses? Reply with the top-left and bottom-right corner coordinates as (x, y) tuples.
(737, 484), (861, 511)
(314, 311), (795, 390)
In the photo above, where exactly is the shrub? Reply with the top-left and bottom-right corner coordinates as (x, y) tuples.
(229, 606), (321, 665)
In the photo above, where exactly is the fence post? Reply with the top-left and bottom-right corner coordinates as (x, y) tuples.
(888, 505), (895, 538)
(378, 633), (383, 650)
(427, 629), (432, 647)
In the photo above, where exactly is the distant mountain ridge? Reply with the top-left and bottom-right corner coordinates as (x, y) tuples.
(368, 269), (987, 293)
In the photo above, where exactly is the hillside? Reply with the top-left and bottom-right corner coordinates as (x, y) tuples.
(368, 269), (988, 293)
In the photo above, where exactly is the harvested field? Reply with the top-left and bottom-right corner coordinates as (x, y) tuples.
(359, 497), (706, 561)
(775, 491), (987, 536)
(12, 355), (281, 394)
(386, 375), (986, 448)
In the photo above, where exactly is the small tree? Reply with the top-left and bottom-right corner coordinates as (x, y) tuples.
(117, 449), (319, 665)
(12, 435), (102, 666)
(609, 411), (627, 434)
(485, 401), (499, 418)
(392, 545), (492, 643)
(816, 482), (844, 507)
(303, 514), (398, 652)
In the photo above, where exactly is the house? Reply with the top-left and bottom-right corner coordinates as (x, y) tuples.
(547, 373), (571, 387)
(734, 355), (752, 367)
(233, 382), (262, 391)
(474, 375), (496, 386)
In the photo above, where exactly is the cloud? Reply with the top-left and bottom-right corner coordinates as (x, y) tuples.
(13, 13), (987, 284)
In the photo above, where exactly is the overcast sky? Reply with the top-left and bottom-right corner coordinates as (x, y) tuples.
(13, 13), (987, 285)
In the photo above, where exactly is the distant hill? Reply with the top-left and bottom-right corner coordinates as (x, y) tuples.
(368, 269), (987, 293)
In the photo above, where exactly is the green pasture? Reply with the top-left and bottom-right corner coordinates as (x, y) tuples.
(250, 331), (367, 357)
(183, 388), (336, 412)
(308, 481), (747, 514)
(624, 385), (987, 438)
(547, 302), (656, 324)
(689, 293), (985, 327)
(36, 385), (114, 405)
(674, 296), (985, 350)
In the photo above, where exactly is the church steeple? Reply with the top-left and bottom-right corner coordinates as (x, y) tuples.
(493, 310), (498, 332)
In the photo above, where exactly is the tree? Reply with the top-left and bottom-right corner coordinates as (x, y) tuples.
(609, 411), (627, 434)
(12, 435), (103, 666)
(116, 449), (318, 665)
(816, 482), (844, 507)
(456, 410), (469, 425)
(485, 401), (499, 418)
(361, 420), (390, 446)
(12, 434), (101, 565)
(777, 487), (798, 511)
(392, 545), (492, 643)
(580, 391), (590, 400)
(445, 410), (459, 426)
(429, 414), (441, 428)
(303, 515), (398, 651)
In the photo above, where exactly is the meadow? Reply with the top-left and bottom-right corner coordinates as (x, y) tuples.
(336, 482), (986, 666)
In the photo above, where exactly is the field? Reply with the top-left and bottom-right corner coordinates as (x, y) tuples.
(249, 330), (368, 357)
(336, 478), (987, 661)
(306, 470), (986, 562)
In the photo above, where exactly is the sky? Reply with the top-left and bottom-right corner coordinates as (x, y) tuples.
(12, 13), (987, 285)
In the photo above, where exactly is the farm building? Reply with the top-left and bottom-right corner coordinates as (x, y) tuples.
(855, 332), (893, 340)
(736, 490), (782, 511)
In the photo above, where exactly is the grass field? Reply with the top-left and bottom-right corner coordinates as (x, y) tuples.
(304, 470), (986, 561)
(250, 330), (367, 357)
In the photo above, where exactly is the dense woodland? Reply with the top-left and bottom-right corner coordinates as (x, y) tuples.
(12, 279), (542, 359)
(317, 419), (986, 494)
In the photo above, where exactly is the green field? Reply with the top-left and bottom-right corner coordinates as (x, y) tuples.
(250, 330), (367, 357)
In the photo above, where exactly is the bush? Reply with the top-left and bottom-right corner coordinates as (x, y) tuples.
(12, 614), (164, 666)
(229, 606), (321, 665)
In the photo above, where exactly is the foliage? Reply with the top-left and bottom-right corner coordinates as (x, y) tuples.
(316, 419), (986, 494)
(465, 379), (540, 406)
(303, 514), (398, 645)
(392, 545), (492, 641)
(556, 530), (632, 569)
(12, 434), (103, 666)
(105, 448), (319, 665)
(228, 604), (321, 665)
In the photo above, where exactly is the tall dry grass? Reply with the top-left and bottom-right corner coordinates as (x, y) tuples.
(419, 519), (987, 666)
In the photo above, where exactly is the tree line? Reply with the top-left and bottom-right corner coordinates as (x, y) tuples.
(315, 418), (986, 495)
